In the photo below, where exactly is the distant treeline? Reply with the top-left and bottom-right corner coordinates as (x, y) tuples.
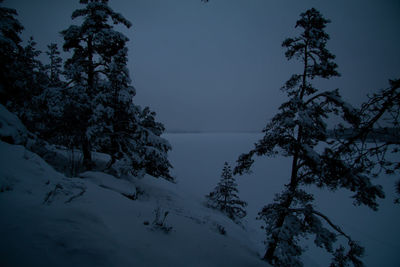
(328, 128), (399, 143)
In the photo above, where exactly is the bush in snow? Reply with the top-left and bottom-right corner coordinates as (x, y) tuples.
(206, 162), (247, 221)
(151, 206), (173, 234)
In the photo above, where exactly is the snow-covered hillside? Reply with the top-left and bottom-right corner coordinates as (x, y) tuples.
(0, 104), (399, 266)
(0, 106), (267, 267)
(0, 140), (267, 266)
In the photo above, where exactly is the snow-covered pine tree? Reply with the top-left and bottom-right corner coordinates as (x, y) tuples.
(45, 43), (63, 87)
(136, 106), (173, 181)
(0, 2), (60, 143)
(207, 162), (247, 220)
(234, 8), (383, 266)
(16, 37), (49, 127)
(1, 35), (49, 135)
(74, 4), (173, 180)
(33, 43), (65, 142)
(0, 0), (24, 106)
(61, 0), (132, 169)
(90, 46), (173, 180)
(90, 46), (137, 175)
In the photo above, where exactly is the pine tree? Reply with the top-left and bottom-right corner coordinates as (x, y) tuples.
(61, 0), (132, 169)
(90, 47), (172, 180)
(0, 0), (24, 105)
(83, 21), (173, 180)
(15, 37), (48, 124)
(135, 107), (173, 180)
(0, 2), (57, 140)
(207, 162), (247, 220)
(90, 47), (137, 173)
(3, 36), (49, 135)
(32, 43), (66, 141)
(234, 8), (383, 266)
(45, 43), (63, 87)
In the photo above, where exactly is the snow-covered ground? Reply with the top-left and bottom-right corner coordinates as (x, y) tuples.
(0, 119), (399, 266)
(0, 128), (265, 266)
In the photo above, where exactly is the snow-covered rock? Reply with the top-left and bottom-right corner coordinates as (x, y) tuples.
(0, 104), (28, 145)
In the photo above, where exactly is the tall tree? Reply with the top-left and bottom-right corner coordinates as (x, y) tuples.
(234, 8), (383, 266)
(0, 0), (24, 106)
(45, 43), (63, 87)
(31, 43), (66, 141)
(206, 162), (247, 220)
(2, 35), (50, 135)
(61, 0), (132, 169)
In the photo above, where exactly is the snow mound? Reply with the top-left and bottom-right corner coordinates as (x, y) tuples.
(79, 171), (137, 199)
(0, 140), (267, 267)
(0, 104), (28, 145)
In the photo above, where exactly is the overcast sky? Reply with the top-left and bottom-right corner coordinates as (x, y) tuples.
(7, 0), (400, 132)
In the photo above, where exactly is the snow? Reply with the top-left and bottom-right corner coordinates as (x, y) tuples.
(1, 125), (399, 266)
(0, 136), (266, 267)
(0, 104), (28, 145)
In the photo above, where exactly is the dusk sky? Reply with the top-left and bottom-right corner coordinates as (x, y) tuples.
(7, 0), (400, 132)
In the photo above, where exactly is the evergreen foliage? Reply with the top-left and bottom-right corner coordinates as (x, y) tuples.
(90, 47), (173, 180)
(234, 8), (384, 266)
(45, 43), (63, 87)
(16, 37), (49, 127)
(207, 162), (247, 220)
(350, 78), (400, 204)
(34, 43), (65, 141)
(0, 0), (24, 105)
(0, 0), (173, 180)
(61, 0), (172, 179)
(61, 0), (132, 169)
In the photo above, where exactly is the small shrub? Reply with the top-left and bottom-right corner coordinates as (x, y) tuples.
(216, 224), (226, 235)
(152, 207), (173, 233)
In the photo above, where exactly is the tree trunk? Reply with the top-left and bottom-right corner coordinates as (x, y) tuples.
(82, 136), (92, 170)
(81, 35), (94, 171)
(263, 149), (299, 263)
(263, 44), (308, 264)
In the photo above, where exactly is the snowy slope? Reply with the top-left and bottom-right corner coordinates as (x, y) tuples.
(1, 101), (398, 267)
(0, 139), (266, 267)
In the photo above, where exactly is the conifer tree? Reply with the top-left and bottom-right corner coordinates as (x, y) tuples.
(0, 2), (53, 138)
(207, 162), (247, 220)
(90, 47), (137, 172)
(0, 0), (24, 106)
(45, 43), (63, 87)
(32, 43), (65, 141)
(4, 36), (49, 134)
(62, 0), (173, 179)
(17, 37), (48, 121)
(234, 8), (382, 266)
(90, 47), (173, 180)
(135, 107), (173, 180)
(61, 0), (132, 169)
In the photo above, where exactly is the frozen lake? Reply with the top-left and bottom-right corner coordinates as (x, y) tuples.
(166, 133), (400, 266)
